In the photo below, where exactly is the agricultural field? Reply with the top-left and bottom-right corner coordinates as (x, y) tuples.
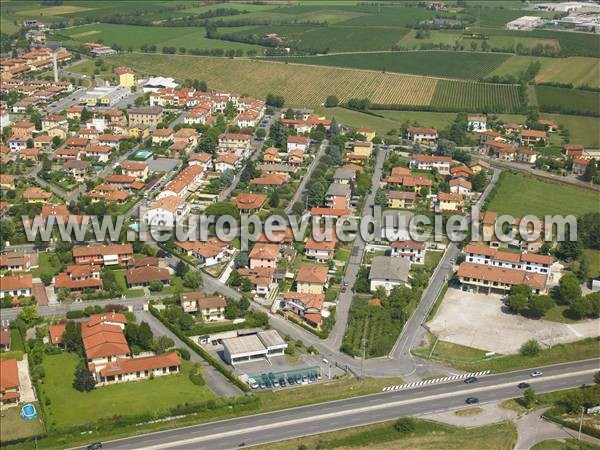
(274, 51), (510, 80)
(431, 80), (523, 113)
(542, 114), (600, 147)
(486, 171), (600, 217)
(338, 6), (451, 27)
(106, 53), (438, 107)
(535, 57), (600, 89)
(489, 55), (556, 78)
(59, 23), (264, 53)
(535, 85), (600, 116)
(224, 25), (410, 53)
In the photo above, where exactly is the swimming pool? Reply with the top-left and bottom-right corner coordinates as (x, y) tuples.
(21, 403), (37, 420)
(131, 149), (153, 160)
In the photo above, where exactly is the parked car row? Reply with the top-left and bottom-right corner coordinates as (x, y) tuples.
(247, 371), (321, 389)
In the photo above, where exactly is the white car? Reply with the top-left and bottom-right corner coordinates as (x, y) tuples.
(529, 371), (543, 377)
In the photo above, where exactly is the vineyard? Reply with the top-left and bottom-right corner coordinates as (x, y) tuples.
(274, 51), (510, 80)
(430, 80), (523, 113)
(107, 53), (437, 107)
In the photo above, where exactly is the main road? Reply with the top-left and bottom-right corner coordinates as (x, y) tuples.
(77, 359), (599, 450)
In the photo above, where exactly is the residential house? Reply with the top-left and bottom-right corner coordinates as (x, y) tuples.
(181, 292), (226, 321)
(457, 262), (547, 294)
(237, 267), (276, 298)
(387, 191), (416, 209)
(22, 187), (51, 203)
(333, 167), (356, 184)
(145, 195), (189, 228)
(537, 119), (558, 132)
(288, 149), (304, 166)
(250, 173), (288, 187)
(464, 244), (555, 274)
(305, 235), (336, 261)
(390, 240), (426, 265)
(120, 161), (148, 181)
(409, 155), (451, 175)
(369, 256), (410, 294)
(0, 359), (20, 405)
(350, 141), (372, 158)
(516, 147), (540, 164)
(406, 127), (438, 144)
(0, 253), (30, 272)
(54, 264), (103, 293)
(0, 329), (10, 351)
(128, 106), (163, 128)
(572, 158), (589, 176)
(126, 266), (171, 288)
(468, 115), (487, 132)
(73, 244), (133, 266)
(188, 152), (212, 170)
(0, 274), (33, 298)
(157, 164), (203, 200)
(55, 147), (83, 163)
(235, 193), (267, 214)
(282, 292), (324, 328)
(32, 134), (51, 150)
(563, 144), (584, 158)
(64, 160), (91, 182)
(215, 153), (241, 172)
(325, 183), (351, 210)
(218, 133), (251, 156)
(449, 178), (472, 196)
(114, 66), (135, 88)
(286, 135), (309, 153)
(10, 121), (35, 138)
(469, 159), (491, 174)
(296, 264), (328, 294)
(175, 238), (233, 267)
(520, 129), (547, 146)
(357, 127), (376, 141)
(152, 128), (174, 145)
(49, 322), (67, 346)
(436, 192), (464, 212)
(8, 136), (27, 152)
(249, 244), (281, 269)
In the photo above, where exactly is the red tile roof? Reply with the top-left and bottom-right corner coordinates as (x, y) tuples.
(296, 264), (328, 284)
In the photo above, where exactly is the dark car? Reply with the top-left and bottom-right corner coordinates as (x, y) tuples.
(465, 397), (479, 404)
(87, 443), (103, 450)
(464, 376), (478, 384)
(517, 382), (530, 389)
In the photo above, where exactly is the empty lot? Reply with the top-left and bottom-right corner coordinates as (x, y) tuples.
(427, 288), (600, 354)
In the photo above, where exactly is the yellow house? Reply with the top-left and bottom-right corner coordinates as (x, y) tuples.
(0, 174), (16, 190)
(114, 66), (135, 88)
(352, 141), (373, 157)
(296, 264), (328, 295)
(437, 192), (464, 212)
(357, 128), (376, 142)
(387, 191), (416, 209)
(128, 125), (150, 139)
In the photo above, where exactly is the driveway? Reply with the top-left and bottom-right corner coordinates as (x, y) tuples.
(134, 310), (242, 397)
(427, 288), (600, 354)
(31, 281), (48, 306)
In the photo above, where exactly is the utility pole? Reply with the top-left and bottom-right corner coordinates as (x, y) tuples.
(578, 406), (584, 440)
(360, 337), (367, 380)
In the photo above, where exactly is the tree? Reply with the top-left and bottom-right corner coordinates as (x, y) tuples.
(73, 368), (96, 392)
(269, 190), (280, 208)
(528, 295), (554, 318)
(570, 296), (591, 319)
(559, 272), (581, 304)
(266, 93), (284, 108)
(153, 335), (175, 354)
(175, 260), (189, 277)
(470, 171), (487, 192)
(255, 128), (266, 139)
(204, 201), (240, 220)
(522, 387), (536, 408)
(234, 251), (248, 268)
(324, 95), (339, 107)
(149, 280), (164, 292)
(507, 284), (531, 314)
(63, 321), (83, 353)
(307, 181), (326, 208)
(520, 339), (541, 356)
(183, 270), (202, 289)
(587, 292), (600, 317)
(583, 158), (598, 182)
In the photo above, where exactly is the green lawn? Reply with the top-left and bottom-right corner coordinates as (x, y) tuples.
(10, 328), (25, 352)
(583, 249), (600, 280)
(252, 419), (517, 450)
(40, 352), (215, 429)
(414, 336), (600, 373)
(334, 246), (350, 263)
(543, 113), (600, 148)
(486, 171), (600, 217)
(535, 85), (600, 117)
(0, 401), (45, 442)
(31, 253), (63, 279)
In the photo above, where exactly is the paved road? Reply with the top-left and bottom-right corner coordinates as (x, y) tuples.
(326, 146), (387, 351)
(77, 359), (599, 450)
(135, 310), (242, 397)
(389, 168), (502, 369)
(218, 113), (278, 202)
(284, 139), (328, 214)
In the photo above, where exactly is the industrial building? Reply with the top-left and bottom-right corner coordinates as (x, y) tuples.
(222, 330), (287, 366)
(80, 86), (129, 107)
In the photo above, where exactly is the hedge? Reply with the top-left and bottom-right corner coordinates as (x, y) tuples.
(148, 304), (250, 392)
(543, 413), (600, 439)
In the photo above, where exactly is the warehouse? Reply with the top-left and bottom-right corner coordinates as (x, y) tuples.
(222, 330), (287, 365)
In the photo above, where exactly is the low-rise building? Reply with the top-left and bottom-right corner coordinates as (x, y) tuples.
(222, 330), (287, 366)
(406, 127), (438, 144)
(73, 244), (133, 266)
(409, 155), (451, 175)
(0, 274), (33, 299)
(180, 292), (227, 320)
(282, 291), (324, 328)
(369, 256), (410, 294)
(457, 262), (547, 294)
(0, 359), (20, 406)
(390, 240), (426, 265)
(305, 236), (337, 261)
(296, 264), (328, 294)
(249, 244), (281, 269)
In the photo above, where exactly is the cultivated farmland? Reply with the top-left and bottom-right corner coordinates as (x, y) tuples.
(273, 51), (510, 80)
(431, 80), (522, 113)
(535, 85), (600, 116)
(107, 53), (438, 107)
(535, 57), (600, 89)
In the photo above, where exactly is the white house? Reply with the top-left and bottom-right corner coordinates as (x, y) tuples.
(368, 256), (410, 294)
(389, 240), (426, 265)
(463, 244), (555, 275)
(467, 115), (487, 132)
(286, 135), (309, 153)
(144, 195), (189, 228)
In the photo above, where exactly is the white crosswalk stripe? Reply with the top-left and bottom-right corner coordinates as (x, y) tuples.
(381, 370), (491, 392)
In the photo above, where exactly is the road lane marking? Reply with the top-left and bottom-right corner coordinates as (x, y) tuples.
(138, 369), (597, 450)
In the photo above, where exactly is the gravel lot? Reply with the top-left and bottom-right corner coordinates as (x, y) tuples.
(427, 288), (600, 354)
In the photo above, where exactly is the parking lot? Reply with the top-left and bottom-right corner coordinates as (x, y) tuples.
(426, 288), (600, 354)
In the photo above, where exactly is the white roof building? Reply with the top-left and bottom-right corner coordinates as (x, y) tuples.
(143, 77), (179, 93)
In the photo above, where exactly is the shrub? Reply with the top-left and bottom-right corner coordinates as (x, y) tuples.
(66, 310), (86, 319)
(176, 348), (191, 360)
(520, 339), (541, 356)
(394, 417), (417, 433)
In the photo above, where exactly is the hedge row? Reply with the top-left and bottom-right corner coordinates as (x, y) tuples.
(148, 304), (250, 392)
(543, 413), (600, 439)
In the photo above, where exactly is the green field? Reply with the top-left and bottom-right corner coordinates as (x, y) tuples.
(252, 419), (518, 450)
(431, 79), (522, 112)
(41, 352), (214, 429)
(542, 113), (600, 147)
(339, 6), (448, 27)
(486, 171), (600, 217)
(274, 51), (510, 80)
(227, 24), (410, 53)
(535, 57), (600, 89)
(60, 23), (264, 53)
(0, 401), (45, 442)
(535, 85), (600, 116)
